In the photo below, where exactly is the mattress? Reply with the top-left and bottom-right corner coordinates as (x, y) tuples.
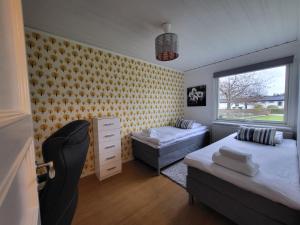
(184, 133), (300, 210)
(131, 126), (208, 149)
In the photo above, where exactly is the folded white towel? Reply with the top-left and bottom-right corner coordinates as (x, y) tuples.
(212, 152), (259, 177)
(219, 146), (252, 163)
(142, 128), (159, 138)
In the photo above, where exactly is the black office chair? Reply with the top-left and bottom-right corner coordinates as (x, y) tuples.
(38, 120), (90, 225)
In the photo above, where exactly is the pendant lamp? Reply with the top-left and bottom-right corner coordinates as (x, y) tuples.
(155, 23), (179, 61)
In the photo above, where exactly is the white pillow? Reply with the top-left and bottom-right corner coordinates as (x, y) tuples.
(275, 131), (283, 144)
(191, 123), (202, 129)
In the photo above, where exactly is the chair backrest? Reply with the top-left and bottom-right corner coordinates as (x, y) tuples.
(39, 120), (90, 225)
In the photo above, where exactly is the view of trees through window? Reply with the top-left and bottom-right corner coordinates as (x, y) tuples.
(218, 65), (286, 122)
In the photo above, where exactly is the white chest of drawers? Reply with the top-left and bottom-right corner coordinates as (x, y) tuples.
(93, 117), (122, 181)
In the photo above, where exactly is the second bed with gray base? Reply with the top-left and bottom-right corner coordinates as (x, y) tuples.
(187, 166), (300, 225)
(132, 132), (209, 175)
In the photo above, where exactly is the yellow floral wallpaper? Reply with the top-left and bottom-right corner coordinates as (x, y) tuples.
(25, 29), (184, 176)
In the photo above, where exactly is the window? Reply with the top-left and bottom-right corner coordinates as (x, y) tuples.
(214, 56), (293, 123)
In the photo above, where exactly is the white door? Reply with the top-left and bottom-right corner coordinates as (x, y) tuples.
(0, 0), (39, 224)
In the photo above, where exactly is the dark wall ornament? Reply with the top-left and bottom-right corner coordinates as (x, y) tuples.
(187, 85), (206, 107)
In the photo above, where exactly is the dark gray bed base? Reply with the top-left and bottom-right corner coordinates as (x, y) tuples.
(132, 132), (209, 175)
(187, 166), (300, 225)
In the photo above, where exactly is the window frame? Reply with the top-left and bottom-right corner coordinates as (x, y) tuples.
(214, 64), (290, 125)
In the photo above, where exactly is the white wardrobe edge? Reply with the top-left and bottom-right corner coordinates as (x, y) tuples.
(0, 116), (33, 206)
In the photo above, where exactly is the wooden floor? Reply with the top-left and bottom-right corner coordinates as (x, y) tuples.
(72, 160), (234, 225)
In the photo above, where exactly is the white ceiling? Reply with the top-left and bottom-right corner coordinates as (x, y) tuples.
(22, 0), (300, 72)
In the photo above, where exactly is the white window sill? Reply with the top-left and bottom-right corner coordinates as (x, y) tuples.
(212, 120), (294, 132)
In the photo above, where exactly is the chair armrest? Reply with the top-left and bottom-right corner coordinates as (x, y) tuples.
(36, 161), (55, 179)
(36, 161), (56, 191)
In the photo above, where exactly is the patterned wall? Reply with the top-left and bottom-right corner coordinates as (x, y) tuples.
(25, 29), (184, 176)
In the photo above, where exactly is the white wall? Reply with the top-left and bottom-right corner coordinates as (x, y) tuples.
(184, 41), (299, 140)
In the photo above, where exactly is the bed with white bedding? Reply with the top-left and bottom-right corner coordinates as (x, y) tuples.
(132, 126), (209, 175)
(184, 133), (300, 225)
(132, 126), (208, 148)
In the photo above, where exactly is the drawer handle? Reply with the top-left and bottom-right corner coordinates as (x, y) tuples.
(105, 145), (115, 149)
(106, 156), (116, 160)
(107, 166), (116, 171)
(104, 134), (115, 138)
(104, 123), (114, 126)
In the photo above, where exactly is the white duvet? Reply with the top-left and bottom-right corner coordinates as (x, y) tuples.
(184, 133), (300, 210)
(131, 126), (208, 148)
